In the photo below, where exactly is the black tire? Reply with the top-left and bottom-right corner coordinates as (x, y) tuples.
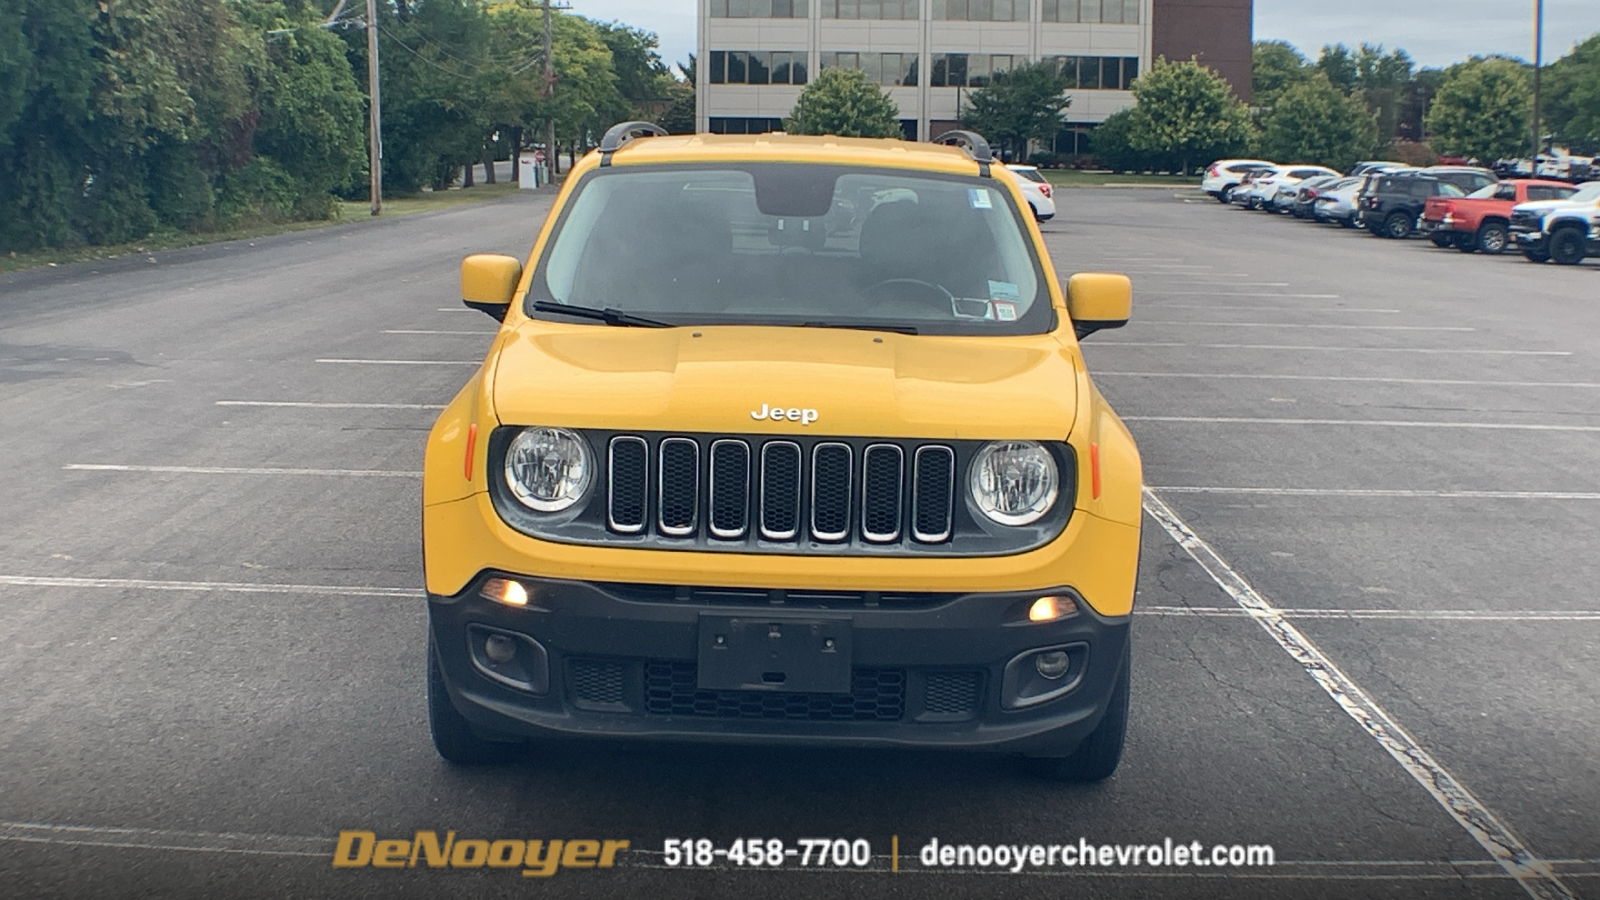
(1217, 186), (1235, 204)
(1549, 228), (1587, 265)
(1383, 211), (1413, 239)
(1339, 215), (1357, 229)
(1476, 222), (1509, 255)
(1430, 233), (1454, 248)
(1025, 650), (1130, 782)
(1523, 249), (1550, 263)
(428, 634), (526, 765)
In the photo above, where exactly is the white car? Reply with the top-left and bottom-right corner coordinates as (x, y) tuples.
(1202, 159), (1274, 203)
(1238, 165), (1339, 211)
(1005, 164), (1056, 221)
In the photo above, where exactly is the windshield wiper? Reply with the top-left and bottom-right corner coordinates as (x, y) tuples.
(798, 321), (920, 335)
(532, 301), (671, 328)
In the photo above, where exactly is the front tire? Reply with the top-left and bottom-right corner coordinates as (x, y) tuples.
(1549, 228), (1587, 265)
(428, 634), (526, 765)
(1218, 186), (1235, 204)
(1025, 650), (1130, 782)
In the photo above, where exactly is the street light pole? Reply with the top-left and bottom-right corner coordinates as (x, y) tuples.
(366, 0), (383, 216)
(543, 0), (557, 180)
(1531, 0), (1544, 160)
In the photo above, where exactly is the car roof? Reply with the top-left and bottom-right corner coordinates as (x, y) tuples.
(588, 133), (987, 177)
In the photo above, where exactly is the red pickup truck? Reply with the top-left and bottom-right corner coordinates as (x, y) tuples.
(1421, 179), (1576, 254)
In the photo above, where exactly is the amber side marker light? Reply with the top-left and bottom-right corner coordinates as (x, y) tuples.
(1029, 595), (1077, 623)
(1090, 442), (1102, 500)
(464, 423), (478, 480)
(481, 577), (530, 608)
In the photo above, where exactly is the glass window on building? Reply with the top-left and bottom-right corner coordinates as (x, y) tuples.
(933, 0), (1028, 21)
(711, 0), (810, 17)
(710, 51), (810, 85)
(821, 0), (918, 17)
(707, 117), (787, 134)
(822, 52), (918, 86)
(1043, 0), (1140, 22)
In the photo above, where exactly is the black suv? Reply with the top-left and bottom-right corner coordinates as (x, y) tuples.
(1359, 168), (1496, 238)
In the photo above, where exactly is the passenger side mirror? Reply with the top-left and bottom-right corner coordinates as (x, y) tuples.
(461, 254), (524, 322)
(1066, 273), (1132, 339)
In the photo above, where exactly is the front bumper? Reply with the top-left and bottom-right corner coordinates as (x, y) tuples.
(428, 574), (1131, 756)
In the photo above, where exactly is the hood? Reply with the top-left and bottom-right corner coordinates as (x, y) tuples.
(1511, 199), (1582, 217)
(491, 324), (1079, 440)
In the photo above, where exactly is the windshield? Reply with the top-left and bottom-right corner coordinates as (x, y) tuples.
(531, 164), (1052, 335)
(1567, 182), (1600, 203)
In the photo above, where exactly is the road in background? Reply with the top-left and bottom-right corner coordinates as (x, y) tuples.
(0, 187), (1595, 899)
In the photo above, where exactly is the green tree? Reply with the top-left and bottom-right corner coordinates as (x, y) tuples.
(1256, 74), (1378, 171)
(1316, 44), (1358, 94)
(1252, 40), (1312, 110)
(957, 60), (1072, 161)
(784, 67), (900, 138)
(1543, 33), (1600, 154)
(1425, 56), (1532, 163)
(1126, 57), (1253, 175)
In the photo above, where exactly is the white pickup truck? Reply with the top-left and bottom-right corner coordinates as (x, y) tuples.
(1508, 181), (1600, 265)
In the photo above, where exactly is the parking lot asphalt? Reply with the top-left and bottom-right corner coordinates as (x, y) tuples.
(0, 186), (1596, 900)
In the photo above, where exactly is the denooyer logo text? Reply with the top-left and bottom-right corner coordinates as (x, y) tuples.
(751, 403), (819, 425)
(332, 830), (629, 877)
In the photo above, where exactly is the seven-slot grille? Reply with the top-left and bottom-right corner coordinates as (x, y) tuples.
(606, 436), (956, 546)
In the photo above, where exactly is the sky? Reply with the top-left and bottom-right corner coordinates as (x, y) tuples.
(569, 0), (1600, 75)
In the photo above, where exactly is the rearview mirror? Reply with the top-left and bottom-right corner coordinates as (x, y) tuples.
(1065, 273), (1132, 339)
(461, 254), (523, 322)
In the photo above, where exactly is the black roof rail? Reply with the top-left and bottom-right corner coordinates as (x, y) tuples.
(598, 121), (668, 167)
(932, 130), (994, 177)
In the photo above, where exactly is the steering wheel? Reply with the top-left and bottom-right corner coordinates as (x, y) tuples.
(863, 278), (955, 311)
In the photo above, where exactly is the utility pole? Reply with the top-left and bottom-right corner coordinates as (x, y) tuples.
(1531, 0), (1544, 160)
(366, 0), (383, 215)
(543, 0), (558, 180)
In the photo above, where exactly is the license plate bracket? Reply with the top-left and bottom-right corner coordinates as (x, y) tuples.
(696, 615), (853, 693)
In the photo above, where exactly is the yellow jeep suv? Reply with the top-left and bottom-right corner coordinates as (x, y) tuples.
(423, 124), (1142, 780)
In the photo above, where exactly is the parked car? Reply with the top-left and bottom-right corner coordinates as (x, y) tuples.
(1419, 166), (1498, 194)
(1420, 179), (1577, 254)
(1312, 178), (1366, 227)
(1242, 165), (1340, 211)
(1510, 181), (1600, 264)
(1005, 164), (1056, 222)
(428, 123), (1143, 781)
(1360, 171), (1468, 238)
(1203, 159), (1275, 204)
(1289, 175), (1353, 219)
(1347, 161), (1405, 176)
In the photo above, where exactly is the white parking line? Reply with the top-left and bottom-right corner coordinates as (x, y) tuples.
(0, 821), (328, 859)
(1143, 606), (1600, 621)
(1147, 292), (1344, 298)
(1142, 489), (1577, 900)
(1096, 372), (1600, 388)
(1153, 304), (1396, 312)
(436, 307), (474, 312)
(315, 358), (478, 366)
(1136, 322), (1472, 331)
(1096, 343), (1571, 356)
(1151, 486), (1600, 500)
(215, 401), (446, 410)
(381, 329), (497, 336)
(63, 464), (421, 477)
(0, 574), (416, 598)
(1124, 417), (1600, 433)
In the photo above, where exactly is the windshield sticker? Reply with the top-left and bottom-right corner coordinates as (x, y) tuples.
(951, 297), (994, 319)
(987, 280), (1020, 301)
(992, 301), (1018, 321)
(968, 188), (993, 210)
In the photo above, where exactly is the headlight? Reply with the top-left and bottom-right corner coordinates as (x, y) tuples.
(503, 427), (593, 512)
(968, 441), (1059, 526)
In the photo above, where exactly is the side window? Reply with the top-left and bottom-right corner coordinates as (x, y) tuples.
(1495, 184), (1517, 201)
(1437, 183), (1466, 198)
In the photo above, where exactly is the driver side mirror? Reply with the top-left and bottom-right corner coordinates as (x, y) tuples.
(461, 254), (524, 322)
(1066, 273), (1132, 339)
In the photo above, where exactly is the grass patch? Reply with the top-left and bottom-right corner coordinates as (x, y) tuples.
(1042, 171), (1199, 188)
(0, 180), (531, 275)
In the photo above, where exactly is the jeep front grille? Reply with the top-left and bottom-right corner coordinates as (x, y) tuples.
(608, 435), (955, 547)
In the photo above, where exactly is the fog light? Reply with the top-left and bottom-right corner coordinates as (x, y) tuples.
(484, 634), (517, 664)
(1035, 650), (1072, 680)
(1028, 595), (1075, 623)
(481, 577), (529, 608)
